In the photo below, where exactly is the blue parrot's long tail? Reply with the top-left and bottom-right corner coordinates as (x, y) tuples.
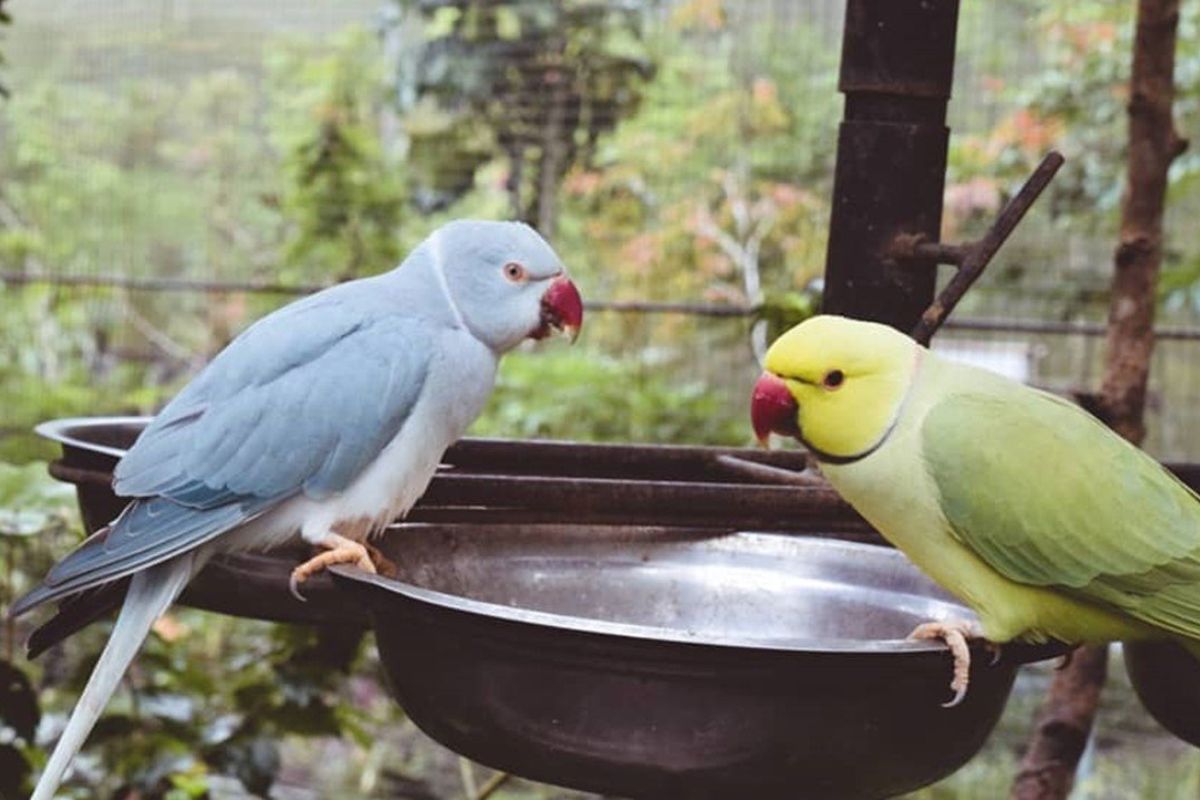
(30, 554), (196, 800)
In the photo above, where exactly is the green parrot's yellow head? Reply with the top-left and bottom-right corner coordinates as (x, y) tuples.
(751, 315), (920, 462)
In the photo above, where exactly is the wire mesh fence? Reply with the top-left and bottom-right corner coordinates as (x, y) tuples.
(2, 0), (1199, 458)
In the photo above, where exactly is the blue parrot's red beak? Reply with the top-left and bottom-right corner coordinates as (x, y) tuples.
(751, 373), (800, 447)
(535, 276), (583, 343)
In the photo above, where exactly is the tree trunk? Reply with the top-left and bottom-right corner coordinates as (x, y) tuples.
(1010, 2), (1187, 798)
(1011, 646), (1109, 800)
(1098, 0), (1190, 446)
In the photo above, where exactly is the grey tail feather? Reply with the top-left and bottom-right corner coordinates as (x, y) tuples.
(29, 554), (197, 800)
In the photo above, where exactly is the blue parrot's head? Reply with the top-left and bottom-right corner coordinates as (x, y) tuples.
(430, 220), (583, 353)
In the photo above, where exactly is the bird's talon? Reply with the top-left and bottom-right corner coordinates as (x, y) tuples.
(290, 535), (375, 602)
(987, 642), (1003, 667)
(942, 684), (968, 708)
(288, 572), (309, 603)
(909, 618), (981, 708)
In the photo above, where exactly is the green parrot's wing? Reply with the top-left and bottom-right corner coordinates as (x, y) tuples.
(922, 388), (1200, 640)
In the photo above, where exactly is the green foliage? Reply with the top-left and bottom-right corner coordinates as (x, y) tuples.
(0, 28), (413, 461)
(993, 2), (1196, 226)
(0, 660), (39, 799)
(944, 1), (1200, 324)
(91, 620), (360, 797)
(757, 288), (820, 343)
(554, 13), (836, 320)
(0, 441), (373, 799)
(0, 462), (75, 540)
(0, 288), (168, 464)
(395, 0), (654, 228)
(0, 66), (282, 459)
(0, 462), (77, 799)
(473, 347), (744, 445)
(13, 605), (372, 798)
(268, 27), (407, 282)
(0, 0), (10, 99)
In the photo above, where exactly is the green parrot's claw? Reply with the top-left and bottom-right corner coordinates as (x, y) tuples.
(943, 641), (998, 705)
(942, 685), (968, 709)
(909, 619), (979, 708)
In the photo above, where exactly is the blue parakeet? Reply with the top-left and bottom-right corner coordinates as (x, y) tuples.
(10, 220), (583, 799)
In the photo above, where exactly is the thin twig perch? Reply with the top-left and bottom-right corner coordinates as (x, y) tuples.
(907, 151), (1065, 345)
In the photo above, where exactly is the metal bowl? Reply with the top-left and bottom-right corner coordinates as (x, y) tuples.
(333, 526), (1057, 799)
(1124, 641), (1200, 747)
(37, 416), (1064, 796)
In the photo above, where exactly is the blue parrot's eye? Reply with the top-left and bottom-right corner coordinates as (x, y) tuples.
(503, 262), (528, 283)
(823, 370), (845, 389)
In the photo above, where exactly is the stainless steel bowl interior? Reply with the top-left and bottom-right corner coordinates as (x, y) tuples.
(368, 525), (967, 653)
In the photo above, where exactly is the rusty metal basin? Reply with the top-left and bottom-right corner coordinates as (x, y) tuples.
(37, 416), (1067, 797)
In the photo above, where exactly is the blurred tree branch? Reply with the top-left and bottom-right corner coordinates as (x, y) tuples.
(693, 167), (776, 363)
(395, 0), (655, 231)
(1012, 0), (1187, 797)
(0, 0), (10, 99)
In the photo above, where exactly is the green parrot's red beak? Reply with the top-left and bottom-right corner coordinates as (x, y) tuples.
(751, 372), (800, 447)
(534, 276), (583, 343)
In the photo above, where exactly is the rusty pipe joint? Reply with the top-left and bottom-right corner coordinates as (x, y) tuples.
(886, 233), (971, 268)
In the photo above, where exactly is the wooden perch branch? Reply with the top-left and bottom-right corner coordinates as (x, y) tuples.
(1011, 646), (1109, 800)
(1097, 0), (1189, 445)
(1012, 1), (1186, 798)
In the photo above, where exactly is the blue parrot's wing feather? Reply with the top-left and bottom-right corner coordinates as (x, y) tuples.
(115, 289), (433, 505)
(922, 388), (1200, 640)
(13, 290), (435, 618)
(10, 496), (272, 616)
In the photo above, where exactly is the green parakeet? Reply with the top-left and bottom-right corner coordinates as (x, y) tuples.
(751, 314), (1199, 705)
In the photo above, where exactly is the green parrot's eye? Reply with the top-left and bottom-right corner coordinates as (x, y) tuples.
(823, 369), (845, 389)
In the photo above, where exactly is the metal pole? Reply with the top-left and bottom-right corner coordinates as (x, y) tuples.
(822, 0), (961, 332)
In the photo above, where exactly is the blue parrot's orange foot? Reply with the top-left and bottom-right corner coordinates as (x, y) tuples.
(908, 618), (989, 708)
(363, 543), (400, 579)
(289, 535), (376, 602)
